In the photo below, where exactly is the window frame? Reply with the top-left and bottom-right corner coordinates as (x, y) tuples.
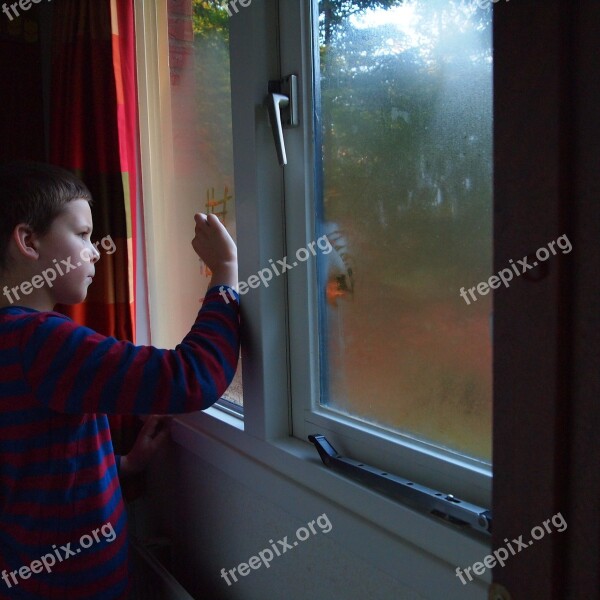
(280, 0), (492, 507)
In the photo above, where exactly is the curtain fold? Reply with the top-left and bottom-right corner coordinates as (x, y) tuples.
(50, 0), (137, 337)
(49, 0), (142, 491)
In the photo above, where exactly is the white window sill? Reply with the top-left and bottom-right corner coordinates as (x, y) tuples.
(171, 407), (492, 596)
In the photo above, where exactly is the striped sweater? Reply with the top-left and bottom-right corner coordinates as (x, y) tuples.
(0, 286), (240, 599)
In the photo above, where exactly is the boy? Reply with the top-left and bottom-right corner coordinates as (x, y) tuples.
(0, 162), (240, 599)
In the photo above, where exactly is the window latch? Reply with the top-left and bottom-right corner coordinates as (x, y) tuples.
(309, 434), (492, 535)
(266, 74), (299, 166)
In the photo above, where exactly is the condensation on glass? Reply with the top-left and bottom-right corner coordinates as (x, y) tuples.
(167, 0), (242, 406)
(316, 0), (492, 461)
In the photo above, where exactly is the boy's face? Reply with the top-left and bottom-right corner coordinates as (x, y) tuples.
(35, 199), (100, 306)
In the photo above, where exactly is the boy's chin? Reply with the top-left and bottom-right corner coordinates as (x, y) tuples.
(55, 289), (89, 305)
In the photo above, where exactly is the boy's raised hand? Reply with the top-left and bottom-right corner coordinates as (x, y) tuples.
(192, 213), (238, 290)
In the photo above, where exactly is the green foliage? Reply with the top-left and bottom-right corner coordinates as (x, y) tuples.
(319, 0), (493, 292)
(190, 0), (233, 179)
(192, 0), (230, 42)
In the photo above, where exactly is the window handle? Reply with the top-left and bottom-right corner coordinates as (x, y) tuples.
(266, 75), (298, 166)
(266, 93), (289, 166)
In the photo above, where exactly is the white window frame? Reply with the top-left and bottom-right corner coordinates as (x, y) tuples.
(280, 0), (492, 508)
(134, 0), (492, 588)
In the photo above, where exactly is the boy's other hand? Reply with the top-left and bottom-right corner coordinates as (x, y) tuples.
(119, 416), (172, 477)
(192, 213), (238, 290)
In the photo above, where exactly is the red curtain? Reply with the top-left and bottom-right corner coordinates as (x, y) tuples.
(0, 12), (45, 163)
(49, 0), (142, 489)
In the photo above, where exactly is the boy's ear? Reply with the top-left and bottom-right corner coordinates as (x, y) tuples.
(11, 223), (41, 260)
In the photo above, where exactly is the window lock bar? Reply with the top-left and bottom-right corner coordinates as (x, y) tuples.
(308, 434), (492, 535)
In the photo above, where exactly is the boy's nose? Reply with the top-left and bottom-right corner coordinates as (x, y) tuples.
(90, 246), (101, 263)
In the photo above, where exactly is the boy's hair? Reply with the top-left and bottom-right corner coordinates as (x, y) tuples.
(0, 161), (93, 275)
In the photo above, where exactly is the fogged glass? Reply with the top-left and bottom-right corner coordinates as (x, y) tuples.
(316, 0), (492, 460)
(168, 0), (242, 407)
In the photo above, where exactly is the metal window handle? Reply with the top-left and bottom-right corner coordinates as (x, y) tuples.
(266, 75), (299, 167)
(267, 93), (289, 166)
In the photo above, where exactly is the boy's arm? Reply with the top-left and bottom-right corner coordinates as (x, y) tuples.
(19, 285), (240, 415)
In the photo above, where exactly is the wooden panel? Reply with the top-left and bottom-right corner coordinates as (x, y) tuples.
(492, 0), (573, 597)
(565, 0), (600, 596)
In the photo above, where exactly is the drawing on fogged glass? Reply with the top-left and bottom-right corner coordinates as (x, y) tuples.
(316, 0), (493, 461)
(169, 0), (242, 407)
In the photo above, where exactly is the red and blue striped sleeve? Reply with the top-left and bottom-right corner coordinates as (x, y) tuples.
(19, 286), (240, 415)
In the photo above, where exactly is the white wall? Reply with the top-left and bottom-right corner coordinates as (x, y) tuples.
(132, 433), (489, 600)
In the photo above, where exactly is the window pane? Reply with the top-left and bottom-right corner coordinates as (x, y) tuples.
(316, 0), (492, 460)
(167, 0), (242, 406)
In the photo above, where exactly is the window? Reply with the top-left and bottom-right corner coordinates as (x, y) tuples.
(137, 0), (242, 408)
(137, 0), (492, 513)
(315, 1), (493, 461)
(285, 0), (492, 505)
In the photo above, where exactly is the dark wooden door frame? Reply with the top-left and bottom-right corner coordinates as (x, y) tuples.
(493, 1), (599, 598)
